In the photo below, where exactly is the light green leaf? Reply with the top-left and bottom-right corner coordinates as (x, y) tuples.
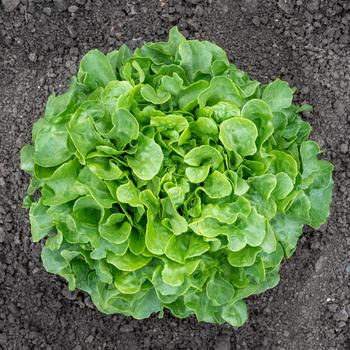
(99, 213), (131, 244)
(184, 145), (223, 168)
(29, 199), (54, 242)
(116, 180), (143, 208)
(151, 114), (189, 132)
(269, 150), (298, 182)
(67, 101), (110, 161)
(221, 300), (248, 327)
(45, 230), (63, 251)
(201, 101), (240, 123)
(20, 145), (35, 175)
(189, 217), (233, 238)
(165, 232), (209, 264)
(262, 79), (293, 112)
(227, 246), (261, 267)
(34, 121), (74, 168)
(114, 268), (149, 294)
(141, 85), (171, 105)
(95, 260), (113, 284)
(272, 172), (294, 200)
(42, 158), (81, 206)
(161, 197), (188, 235)
(201, 197), (250, 224)
(203, 171), (232, 198)
(219, 117), (258, 156)
(185, 165), (211, 184)
(306, 160), (333, 228)
(131, 288), (162, 319)
(228, 207), (266, 251)
(179, 40), (212, 81)
(145, 211), (172, 255)
(162, 259), (200, 287)
(178, 80), (209, 111)
(127, 134), (163, 180)
(44, 79), (78, 120)
(206, 271), (235, 306)
(87, 157), (123, 180)
(78, 49), (116, 90)
(198, 76), (242, 108)
(241, 99), (274, 147)
(73, 195), (104, 225)
(184, 291), (221, 324)
(106, 251), (151, 272)
(107, 44), (132, 72)
(107, 108), (139, 148)
(76, 166), (115, 208)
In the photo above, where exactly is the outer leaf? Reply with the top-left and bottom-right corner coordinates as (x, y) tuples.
(20, 145), (35, 174)
(78, 49), (116, 90)
(34, 122), (73, 168)
(162, 259), (200, 287)
(29, 199), (54, 242)
(198, 76), (242, 108)
(262, 79), (293, 112)
(306, 160), (333, 228)
(221, 300), (248, 327)
(179, 40), (212, 81)
(206, 271), (235, 305)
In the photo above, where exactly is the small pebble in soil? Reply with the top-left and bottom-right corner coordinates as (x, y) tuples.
(28, 53), (37, 62)
(83, 296), (94, 308)
(277, 0), (294, 15)
(61, 287), (78, 300)
(1, 0), (20, 12)
(68, 5), (79, 13)
(306, 0), (320, 12)
(334, 309), (348, 322)
(340, 143), (348, 154)
(85, 335), (94, 343)
(214, 335), (231, 350)
(240, 0), (258, 14)
(328, 303), (338, 312)
(252, 16), (260, 26)
(43, 7), (52, 16)
(54, 0), (68, 12)
(119, 325), (134, 333)
(315, 255), (327, 273)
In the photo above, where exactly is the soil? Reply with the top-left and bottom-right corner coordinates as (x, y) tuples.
(1, 0), (349, 349)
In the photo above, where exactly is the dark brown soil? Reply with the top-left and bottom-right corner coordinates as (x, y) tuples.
(1, 0), (349, 349)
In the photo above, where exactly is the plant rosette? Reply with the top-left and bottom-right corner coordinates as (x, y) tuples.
(20, 27), (333, 327)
